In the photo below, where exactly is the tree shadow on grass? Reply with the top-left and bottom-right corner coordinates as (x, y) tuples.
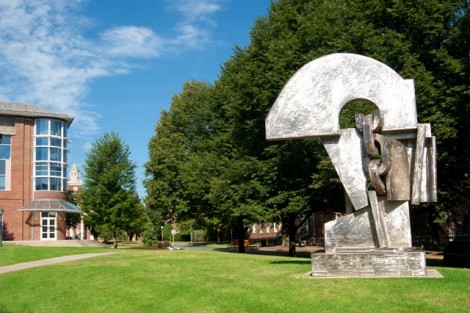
(211, 246), (315, 259)
(269, 260), (311, 265)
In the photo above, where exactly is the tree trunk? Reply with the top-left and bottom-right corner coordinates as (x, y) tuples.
(113, 230), (118, 249)
(289, 243), (296, 257)
(237, 217), (246, 253)
(288, 214), (297, 257)
(287, 212), (312, 257)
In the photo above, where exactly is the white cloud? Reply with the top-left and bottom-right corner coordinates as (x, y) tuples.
(172, 24), (212, 49)
(0, 0), (224, 144)
(170, 0), (222, 21)
(100, 26), (163, 58)
(166, 0), (223, 49)
(0, 0), (112, 136)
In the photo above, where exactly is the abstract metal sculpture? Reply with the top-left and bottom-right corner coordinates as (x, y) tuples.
(266, 53), (437, 276)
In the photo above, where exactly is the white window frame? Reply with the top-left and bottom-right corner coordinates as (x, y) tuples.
(33, 119), (69, 192)
(40, 211), (57, 240)
(0, 135), (12, 191)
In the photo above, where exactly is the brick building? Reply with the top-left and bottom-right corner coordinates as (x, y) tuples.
(0, 102), (81, 241)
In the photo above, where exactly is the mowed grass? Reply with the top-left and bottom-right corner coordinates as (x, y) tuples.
(0, 245), (107, 266)
(0, 247), (469, 313)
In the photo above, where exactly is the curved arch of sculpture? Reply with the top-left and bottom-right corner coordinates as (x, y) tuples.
(265, 53), (417, 140)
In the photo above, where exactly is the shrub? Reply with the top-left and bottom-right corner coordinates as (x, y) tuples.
(142, 223), (158, 246)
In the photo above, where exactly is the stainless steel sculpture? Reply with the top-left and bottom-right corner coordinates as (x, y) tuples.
(266, 53), (437, 277)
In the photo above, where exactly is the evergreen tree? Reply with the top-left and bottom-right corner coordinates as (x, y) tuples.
(81, 132), (140, 248)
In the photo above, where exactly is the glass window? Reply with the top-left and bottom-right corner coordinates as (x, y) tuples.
(50, 148), (61, 161)
(50, 163), (62, 176)
(50, 177), (61, 191)
(36, 120), (49, 135)
(0, 135), (11, 191)
(36, 137), (48, 146)
(50, 138), (61, 147)
(0, 145), (10, 159)
(1, 136), (11, 145)
(34, 119), (69, 191)
(41, 211), (57, 239)
(35, 177), (49, 190)
(0, 160), (4, 190)
(41, 212), (56, 218)
(35, 162), (48, 176)
(36, 147), (48, 160)
(51, 120), (62, 136)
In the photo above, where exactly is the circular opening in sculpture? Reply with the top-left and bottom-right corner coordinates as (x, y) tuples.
(339, 99), (378, 129)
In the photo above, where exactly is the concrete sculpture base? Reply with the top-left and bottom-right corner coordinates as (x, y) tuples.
(311, 250), (426, 277)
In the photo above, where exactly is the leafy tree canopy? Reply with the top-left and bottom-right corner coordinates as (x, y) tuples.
(145, 0), (470, 252)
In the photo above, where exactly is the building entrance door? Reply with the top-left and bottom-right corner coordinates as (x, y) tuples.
(41, 212), (56, 240)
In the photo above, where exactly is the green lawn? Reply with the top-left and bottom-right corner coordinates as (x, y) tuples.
(0, 246), (468, 313)
(0, 245), (107, 266)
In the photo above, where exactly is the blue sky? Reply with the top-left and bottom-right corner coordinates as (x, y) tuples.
(0, 0), (270, 197)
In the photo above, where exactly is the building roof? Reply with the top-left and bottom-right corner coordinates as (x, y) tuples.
(18, 199), (82, 213)
(0, 102), (74, 125)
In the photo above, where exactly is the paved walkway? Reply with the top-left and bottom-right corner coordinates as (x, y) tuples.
(0, 252), (117, 274)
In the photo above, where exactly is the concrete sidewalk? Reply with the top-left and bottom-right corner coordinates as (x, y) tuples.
(0, 252), (117, 274)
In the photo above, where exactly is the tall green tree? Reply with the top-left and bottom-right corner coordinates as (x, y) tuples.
(212, 0), (469, 251)
(206, 156), (273, 253)
(145, 79), (274, 253)
(236, 0), (469, 241)
(145, 0), (469, 254)
(81, 132), (141, 248)
(211, 2), (343, 255)
(145, 81), (220, 231)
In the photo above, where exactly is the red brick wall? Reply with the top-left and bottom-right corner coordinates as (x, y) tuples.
(57, 211), (66, 240)
(1, 117), (67, 241)
(1, 118), (34, 240)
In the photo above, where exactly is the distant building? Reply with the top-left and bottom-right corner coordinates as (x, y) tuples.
(67, 163), (82, 193)
(0, 102), (81, 241)
(66, 163), (88, 240)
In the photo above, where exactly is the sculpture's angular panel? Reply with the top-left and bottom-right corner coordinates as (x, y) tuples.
(265, 53), (417, 140)
(321, 129), (369, 211)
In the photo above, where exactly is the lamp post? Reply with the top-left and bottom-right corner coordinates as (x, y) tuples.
(161, 226), (164, 245)
(171, 229), (176, 248)
(0, 208), (4, 247)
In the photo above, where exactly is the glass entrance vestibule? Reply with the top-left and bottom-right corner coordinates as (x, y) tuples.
(18, 199), (82, 241)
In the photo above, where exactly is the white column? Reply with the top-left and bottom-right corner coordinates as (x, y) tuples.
(80, 216), (84, 240)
